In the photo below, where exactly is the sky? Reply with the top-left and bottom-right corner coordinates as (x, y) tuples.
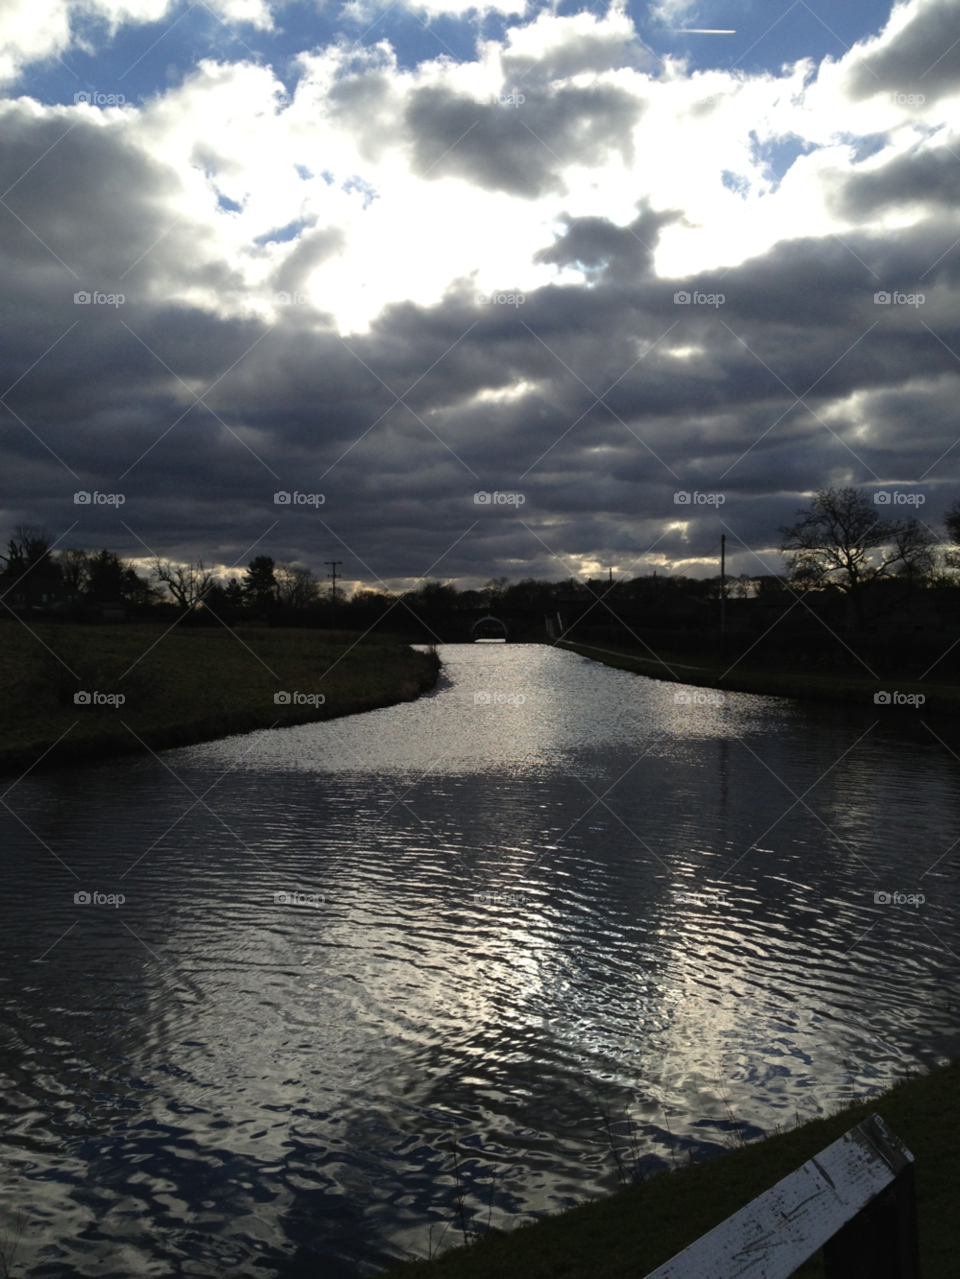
(1, 0), (958, 591)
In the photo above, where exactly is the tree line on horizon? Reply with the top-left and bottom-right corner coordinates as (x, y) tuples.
(2, 487), (960, 628)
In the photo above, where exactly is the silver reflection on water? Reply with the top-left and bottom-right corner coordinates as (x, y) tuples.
(0, 644), (958, 1275)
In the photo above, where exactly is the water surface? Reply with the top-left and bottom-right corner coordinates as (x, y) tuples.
(1, 644), (958, 1275)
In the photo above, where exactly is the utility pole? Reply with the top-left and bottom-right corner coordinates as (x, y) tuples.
(325, 560), (342, 607)
(720, 534), (726, 655)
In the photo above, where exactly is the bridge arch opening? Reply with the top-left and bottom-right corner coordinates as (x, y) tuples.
(471, 615), (508, 642)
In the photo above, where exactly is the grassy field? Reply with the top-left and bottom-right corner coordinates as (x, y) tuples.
(549, 637), (960, 714)
(0, 622), (440, 774)
(387, 1058), (960, 1278)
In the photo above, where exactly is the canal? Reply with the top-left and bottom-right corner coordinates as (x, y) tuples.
(0, 643), (957, 1275)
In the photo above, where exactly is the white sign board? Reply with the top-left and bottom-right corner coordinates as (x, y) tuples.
(643, 1115), (914, 1279)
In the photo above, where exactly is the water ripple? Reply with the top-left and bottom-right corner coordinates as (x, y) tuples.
(0, 645), (958, 1274)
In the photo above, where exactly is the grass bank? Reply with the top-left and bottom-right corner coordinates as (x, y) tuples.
(0, 623), (440, 776)
(551, 637), (960, 713)
(387, 1058), (960, 1278)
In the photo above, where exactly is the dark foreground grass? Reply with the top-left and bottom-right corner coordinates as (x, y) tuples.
(387, 1059), (960, 1278)
(0, 623), (440, 774)
(550, 637), (960, 714)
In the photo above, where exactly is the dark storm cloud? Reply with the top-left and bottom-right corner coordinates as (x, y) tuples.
(834, 143), (960, 217)
(843, 0), (960, 102)
(0, 108), (182, 299)
(2, 57), (960, 590)
(403, 84), (641, 198)
(537, 205), (679, 283)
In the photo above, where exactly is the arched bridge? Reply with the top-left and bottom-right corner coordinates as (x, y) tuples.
(470, 614), (508, 641)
